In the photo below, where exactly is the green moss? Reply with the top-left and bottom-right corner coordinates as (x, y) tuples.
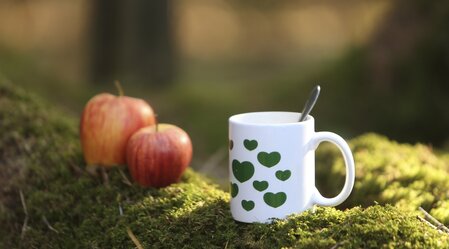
(1, 80), (449, 248)
(316, 133), (449, 222)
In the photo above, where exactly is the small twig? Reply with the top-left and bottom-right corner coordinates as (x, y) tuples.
(224, 240), (229, 249)
(69, 162), (86, 176)
(419, 207), (439, 224)
(119, 203), (124, 216)
(120, 199), (143, 248)
(119, 169), (133, 186)
(127, 227), (144, 249)
(19, 190), (29, 239)
(20, 190), (28, 216)
(42, 216), (59, 234)
(20, 218), (29, 240)
(419, 207), (449, 234)
(417, 216), (440, 232)
(101, 167), (110, 188)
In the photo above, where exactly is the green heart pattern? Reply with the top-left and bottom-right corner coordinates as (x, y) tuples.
(253, 180), (269, 192)
(275, 170), (291, 181)
(244, 139), (258, 151)
(257, 151), (281, 168)
(232, 139), (291, 210)
(230, 182), (239, 197)
(263, 192), (287, 208)
(242, 200), (255, 211)
(232, 160), (254, 183)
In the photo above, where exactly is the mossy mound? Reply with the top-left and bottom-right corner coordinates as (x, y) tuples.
(316, 133), (449, 223)
(1, 80), (449, 248)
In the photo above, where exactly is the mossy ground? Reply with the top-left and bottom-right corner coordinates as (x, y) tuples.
(1, 80), (449, 248)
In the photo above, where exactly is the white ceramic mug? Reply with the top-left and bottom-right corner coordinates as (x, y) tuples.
(228, 111), (355, 223)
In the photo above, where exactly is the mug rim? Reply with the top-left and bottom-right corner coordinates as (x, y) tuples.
(229, 111), (314, 126)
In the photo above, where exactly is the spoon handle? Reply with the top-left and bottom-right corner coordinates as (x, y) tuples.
(299, 85), (321, 122)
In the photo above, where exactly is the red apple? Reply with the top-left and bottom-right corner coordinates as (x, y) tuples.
(126, 124), (192, 187)
(80, 92), (155, 166)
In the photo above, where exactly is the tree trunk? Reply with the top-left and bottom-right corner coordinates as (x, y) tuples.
(89, 0), (175, 86)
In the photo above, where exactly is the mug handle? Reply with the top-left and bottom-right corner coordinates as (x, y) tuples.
(310, 132), (355, 206)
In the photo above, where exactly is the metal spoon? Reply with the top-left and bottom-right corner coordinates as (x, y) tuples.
(299, 85), (321, 122)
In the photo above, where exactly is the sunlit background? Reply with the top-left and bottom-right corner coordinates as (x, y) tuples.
(1, 0), (448, 182)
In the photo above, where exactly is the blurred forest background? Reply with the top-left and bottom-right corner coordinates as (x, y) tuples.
(0, 0), (448, 181)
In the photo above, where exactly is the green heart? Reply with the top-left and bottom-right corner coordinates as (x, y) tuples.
(241, 200), (255, 211)
(244, 139), (258, 151)
(257, 151), (281, 168)
(275, 170), (291, 181)
(263, 192), (287, 208)
(253, 180), (269, 192)
(230, 182), (239, 198)
(232, 160), (254, 183)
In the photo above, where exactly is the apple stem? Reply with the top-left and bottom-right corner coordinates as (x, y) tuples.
(114, 80), (124, 96)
